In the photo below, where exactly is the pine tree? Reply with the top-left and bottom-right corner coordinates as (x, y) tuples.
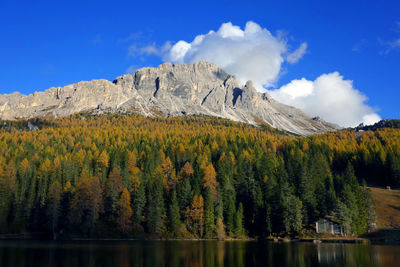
(336, 200), (352, 235)
(104, 168), (123, 221)
(133, 178), (146, 225)
(47, 180), (62, 239)
(298, 166), (316, 224)
(146, 171), (165, 235)
(69, 169), (102, 235)
(283, 194), (303, 233)
(168, 189), (181, 237)
(234, 203), (245, 238)
(177, 177), (192, 215)
(341, 184), (357, 234)
(204, 189), (215, 238)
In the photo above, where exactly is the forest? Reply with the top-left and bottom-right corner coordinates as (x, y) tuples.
(0, 114), (399, 239)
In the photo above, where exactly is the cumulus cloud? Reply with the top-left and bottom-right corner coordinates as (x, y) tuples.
(161, 21), (306, 89)
(268, 72), (381, 127)
(132, 21), (380, 127)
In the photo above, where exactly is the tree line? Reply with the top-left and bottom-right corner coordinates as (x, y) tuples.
(0, 114), (398, 239)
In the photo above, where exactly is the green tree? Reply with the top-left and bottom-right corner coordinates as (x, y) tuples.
(168, 189), (181, 237)
(234, 203), (245, 238)
(69, 169), (102, 235)
(204, 189), (215, 238)
(104, 168), (123, 221)
(132, 176), (146, 226)
(177, 177), (192, 216)
(47, 180), (62, 239)
(283, 194), (303, 233)
(336, 200), (352, 235)
(146, 169), (165, 235)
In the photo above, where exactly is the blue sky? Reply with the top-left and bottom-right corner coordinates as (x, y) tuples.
(0, 0), (399, 123)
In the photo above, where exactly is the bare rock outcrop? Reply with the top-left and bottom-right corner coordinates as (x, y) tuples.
(0, 61), (339, 135)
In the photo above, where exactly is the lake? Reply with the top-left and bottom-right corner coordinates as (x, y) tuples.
(0, 240), (399, 267)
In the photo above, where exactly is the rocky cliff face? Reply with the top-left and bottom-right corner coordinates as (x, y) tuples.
(0, 61), (338, 135)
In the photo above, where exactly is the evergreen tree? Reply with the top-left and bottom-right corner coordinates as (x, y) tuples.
(298, 166), (316, 224)
(283, 194), (303, 233)
(204, 189), (215, 238)
(336, 200), (352, 235)
(168, 189), (181, 237)
(217, 152), (236, 236)
(234, 203), (245, 238)
(177, 177), (192, 216)
(341, 184), (358, 234)
(69, 169), (102, 235)
(47, 180), (62, 239)
(146, 171), (165, 235)
(132, 177), (146, 226)
(104, 168), (123, 221)
(0, 114), (396, 238)
(361, 187), (377, 233)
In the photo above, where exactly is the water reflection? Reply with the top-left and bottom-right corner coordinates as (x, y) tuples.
(0, 240), (399, 267)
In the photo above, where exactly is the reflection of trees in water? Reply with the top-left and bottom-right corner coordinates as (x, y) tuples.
(315, 243), (394, 267)
(0, 241), (400, 266)
(317, 244), (344, 265)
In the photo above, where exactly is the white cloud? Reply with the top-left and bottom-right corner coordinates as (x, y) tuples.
(140, 45), (159, 55)
(132, 21), (380, 127)
(379, 22), (400, 54)
(287, 42), (308, 63)
(128, 41), (172, 57)
(269, 72), (380, 127)
(162, 21), (306, 89)
(380, 38), (400, 54)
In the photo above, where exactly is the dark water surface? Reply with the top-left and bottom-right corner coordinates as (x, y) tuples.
(0, 240), (399, 267)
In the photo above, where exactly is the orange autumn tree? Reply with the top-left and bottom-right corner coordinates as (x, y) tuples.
(178, 161), (194, 181)
(117, 188), (133, 232)
(0, 114), (397, 237)
(127, 150), (141, 194)
(97, 150), (109, 183)
(202, 162), (218, 199)
(186, 195), (204, 237)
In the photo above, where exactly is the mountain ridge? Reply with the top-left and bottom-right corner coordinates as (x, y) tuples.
(0, 61), (338, 135)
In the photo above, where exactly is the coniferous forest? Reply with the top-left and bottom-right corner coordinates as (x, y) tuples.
(0, 114), (399, 240)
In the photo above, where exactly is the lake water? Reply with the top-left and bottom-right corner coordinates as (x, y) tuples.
(0, 240), (399, 267)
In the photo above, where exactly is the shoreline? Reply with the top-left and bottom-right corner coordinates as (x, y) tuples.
(0, 235), (397, 245)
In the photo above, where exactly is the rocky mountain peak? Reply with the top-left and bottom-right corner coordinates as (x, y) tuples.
(0, 61), (338, 135)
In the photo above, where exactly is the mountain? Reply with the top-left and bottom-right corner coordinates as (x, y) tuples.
(354, 119), (400, 131)
(0, 61), (338, 135)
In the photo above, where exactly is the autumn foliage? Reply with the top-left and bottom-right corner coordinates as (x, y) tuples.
(0, 114), (398, 238)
